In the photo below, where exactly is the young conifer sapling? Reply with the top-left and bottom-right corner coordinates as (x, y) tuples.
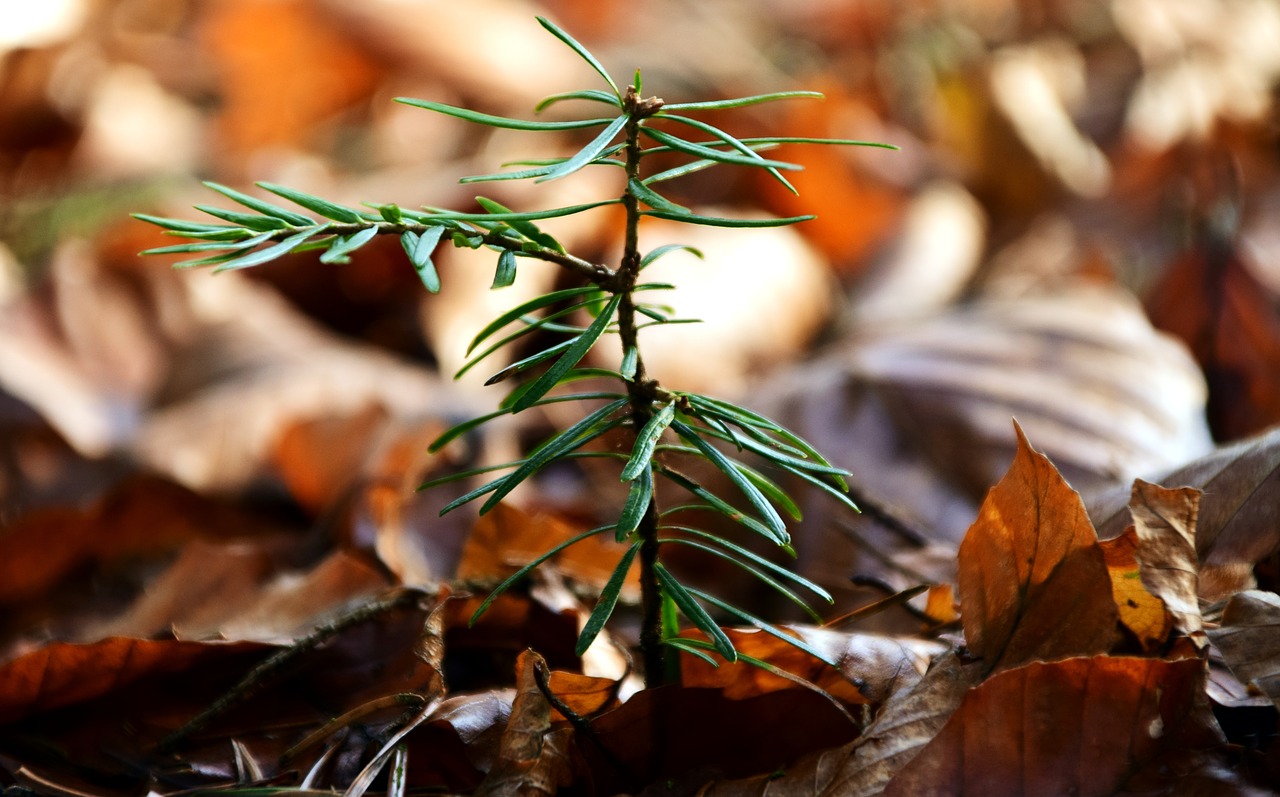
(134, 17), (896, 687)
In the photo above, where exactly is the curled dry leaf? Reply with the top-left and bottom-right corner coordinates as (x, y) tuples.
(880, 656), (1229, 797)
(1088, 426), (1280, 604)
(701, 653), (983, 797)
(958, 422), (1118, 673)
(757, 282), (1212, 607)
(845, 284), (1212, 500)
(1127, 479), (1204, 645)
(475, 649), (575, 797)
(1206, 590), (1280, 711)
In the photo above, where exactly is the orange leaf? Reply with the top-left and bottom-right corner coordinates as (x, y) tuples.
(1100, 528), (1172, 652)
(957, 422), (1117, 672)
(1100, 527), (1172, 652)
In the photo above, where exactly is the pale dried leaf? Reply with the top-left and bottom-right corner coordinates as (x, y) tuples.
(1206, 590), (1280, 711)
(1089, 426), (1280, 603)
(476, 649), (574, 797)
(820, 651), (982, 797)
(1128, 479), (1204, 644)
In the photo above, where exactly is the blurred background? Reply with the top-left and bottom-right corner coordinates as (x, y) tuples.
(2, 0), (1279, 623)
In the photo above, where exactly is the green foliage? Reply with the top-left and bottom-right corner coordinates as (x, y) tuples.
(133, 15), (893, 685)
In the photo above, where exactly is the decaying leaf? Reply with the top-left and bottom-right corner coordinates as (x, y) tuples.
(804, 651), (982, 797)
(1128, 479), (1204, 645)
(475, 649), (575, 797)
(957, 422), (1117, 672)
(1100, 528), (1173, 652)
(880, 656), (1228, 797)
(1207, 590), (1280, 712)
(680, 626), (944, 707)
(1088, 426), (1280, 603)
(0, 637), (269, 724)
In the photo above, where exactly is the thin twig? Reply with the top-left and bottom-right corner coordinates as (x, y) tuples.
(156, 587), (429, 753)
(531, 658), (639, 788)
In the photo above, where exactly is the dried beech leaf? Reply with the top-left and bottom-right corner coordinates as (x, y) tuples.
(458, 502), (638, 596)
(958, 422), (1117, 672)
(1207, 590), (1280, 711)
(0, 637), (268, 724)
(475, 649), (574, 797)
(1100, 528), (1173, 652)
(814, 651), (983, 797)
(1146, 228), (1280, 440)
(880, 657), (1228, 797)
(1128, 479), (1204, 645)
(1089, 426), (1280, 603)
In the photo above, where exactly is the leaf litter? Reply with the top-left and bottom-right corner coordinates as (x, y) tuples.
(2, 1), (1280, 794)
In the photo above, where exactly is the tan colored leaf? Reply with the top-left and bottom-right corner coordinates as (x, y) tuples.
(476, 649), (574, 797)
(958, 422), (1118, 672)
(1128, 479), (1204, 644)
(880, 656), (1224, 797)
(1088, 426), (1280, 603)
(1207, 590), (1280, 711)
(815, 651), (983, 797)
(1100, 528), (1173, 652)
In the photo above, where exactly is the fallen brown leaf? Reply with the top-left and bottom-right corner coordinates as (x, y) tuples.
(1128, 479), (1204, 645)
(475, 649), (575, 797)
(0, 636), (269, 725)
(880, 656), (1231, 797)
(1088, 426), (1280, 603)
(957, 422), (1118, 672)
(1207, 590), (1280, 712)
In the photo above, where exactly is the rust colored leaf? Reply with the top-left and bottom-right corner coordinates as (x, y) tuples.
(1147, 226), (1280, 441)
(0, 637), (268, 724)
(457, 502), (638, 595)
(200, 0), (381, 154)
(272, 403), (389, 515)
(1100, 528), (1172, 652)
(475, 649), (574, 797)
(681, 626), (943, 707)
(880, 656), (1229, 797)
(545, 669), (622, 721)
(957, 422), (1118, 672)
(1128, 480), (1204, 645)
(1207, 590), (1280, 711)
